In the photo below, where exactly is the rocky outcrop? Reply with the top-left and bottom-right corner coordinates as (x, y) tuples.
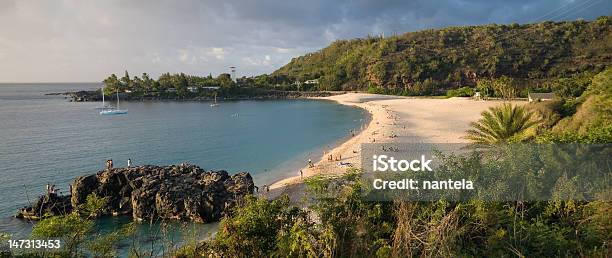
(18, 164), (254, 223)
(67, 90), (103, 102)
(16, 193), (72, 220)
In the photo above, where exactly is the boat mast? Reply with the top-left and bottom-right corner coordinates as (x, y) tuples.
(116, 89), (120, 108)
(102, 86), (105, 106)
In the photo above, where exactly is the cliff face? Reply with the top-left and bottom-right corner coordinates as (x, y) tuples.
(18, 164), (254, 223)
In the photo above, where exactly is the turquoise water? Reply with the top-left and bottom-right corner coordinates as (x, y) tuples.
(0, 83), (367, 238)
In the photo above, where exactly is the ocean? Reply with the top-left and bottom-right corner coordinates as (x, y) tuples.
(0, 83), (367, 243)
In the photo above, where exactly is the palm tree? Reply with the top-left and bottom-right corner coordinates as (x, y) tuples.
(465, 103), (539, 145)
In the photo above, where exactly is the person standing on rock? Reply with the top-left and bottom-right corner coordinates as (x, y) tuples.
(300, 169), (303, 179)
(127, 158), (132, 168)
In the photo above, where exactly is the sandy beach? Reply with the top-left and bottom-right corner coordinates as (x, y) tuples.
(268, 93), (524, 193)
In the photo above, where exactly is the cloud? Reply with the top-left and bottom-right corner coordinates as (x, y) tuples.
(0, 0), (609, 82)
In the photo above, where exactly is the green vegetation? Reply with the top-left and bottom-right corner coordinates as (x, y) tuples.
(183, 154), (610, 256)
(101, 68), (328, 100)
(465, 103), (539, 145)
(445, 86), (474, 97)
(274, 17), (611, 96)
(532, 67), (612, 143)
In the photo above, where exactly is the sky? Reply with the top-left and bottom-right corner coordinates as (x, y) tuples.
(0, 0), (610, 82)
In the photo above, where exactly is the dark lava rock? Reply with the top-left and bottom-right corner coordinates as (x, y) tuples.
(18, 164), (254, 223)
(16, 193), (72, 220)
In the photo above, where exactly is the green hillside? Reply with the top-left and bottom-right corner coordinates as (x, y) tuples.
(273, 16), (611, 95)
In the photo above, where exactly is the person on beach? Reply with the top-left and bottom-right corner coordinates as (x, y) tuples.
(308, 158), (313, 168)
(300, 169), (303, 179)
(127, 158), (132, 168)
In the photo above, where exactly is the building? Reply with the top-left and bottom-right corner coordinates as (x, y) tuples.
(528, 92), (555, 102)
(304, 79), (319, 84)
(187, 86), (199, 93)
(166, 88), (177, 93)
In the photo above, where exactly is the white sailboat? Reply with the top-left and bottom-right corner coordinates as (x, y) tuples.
(100, 89), (128, 115)
(210, 92), (220, 107)
(95, 86), (112, 110)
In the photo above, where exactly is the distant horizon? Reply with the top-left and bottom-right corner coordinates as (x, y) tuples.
(0, 0), (610, 83)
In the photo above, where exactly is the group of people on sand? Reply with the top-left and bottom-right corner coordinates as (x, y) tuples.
(326, 153), (342, 162)
(105, 158), (133, 169)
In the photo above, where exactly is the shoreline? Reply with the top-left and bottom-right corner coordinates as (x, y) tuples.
(268, 94), (397, 191)
(268, 93), (525, 193)
(60, 89), (344, 102)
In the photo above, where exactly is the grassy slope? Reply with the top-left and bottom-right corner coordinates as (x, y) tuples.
(553, 68), (612, 133)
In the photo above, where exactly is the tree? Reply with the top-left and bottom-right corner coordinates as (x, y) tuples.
(102, 74), (120, 95)
(465, 103), (539, 145)
(175, 73), (189, 97)
(476, 78), (494, 97)
(217, 73), (234, 88)
(492, 76), (516, 99)
(211, 195), (305, 257)
(141, 72), (154, 93)
(120, 70), (132, 92)
(32, 213), (94, 256)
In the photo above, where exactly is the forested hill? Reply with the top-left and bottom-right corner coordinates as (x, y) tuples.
(273, 16), (611, 94)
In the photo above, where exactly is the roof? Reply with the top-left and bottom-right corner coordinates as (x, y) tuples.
(529, 92), (555, 99)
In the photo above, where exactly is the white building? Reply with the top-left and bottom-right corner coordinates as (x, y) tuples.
(304, 79), (319, 84)
(528, 92), (555, 102)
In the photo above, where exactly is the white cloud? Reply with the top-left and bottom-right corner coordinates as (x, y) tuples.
(206, 47), (227, 60)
